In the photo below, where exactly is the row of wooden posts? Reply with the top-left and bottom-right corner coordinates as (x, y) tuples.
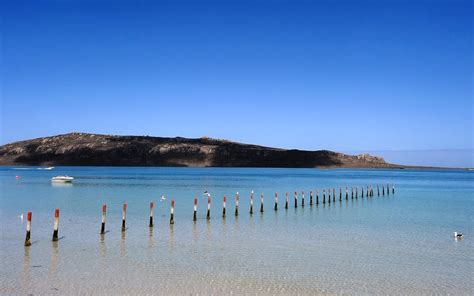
(23, 184), (395, 246)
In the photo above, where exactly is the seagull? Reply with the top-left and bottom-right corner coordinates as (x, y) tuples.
(454, 232), (464, 239)
(160, 195), (166, 202)
(203, 191), (210, 197)
(18, 213), (24, 221)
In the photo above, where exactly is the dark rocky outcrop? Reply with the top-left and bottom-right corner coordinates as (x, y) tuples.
(0, 132), (400, 168)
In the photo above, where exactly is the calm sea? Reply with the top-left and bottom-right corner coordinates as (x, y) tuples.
(0, 167), (472, 295)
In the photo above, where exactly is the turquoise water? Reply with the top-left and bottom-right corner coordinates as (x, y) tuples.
(1, 167), (473, 295)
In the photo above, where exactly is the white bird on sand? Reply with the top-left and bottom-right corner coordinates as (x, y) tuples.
(18, 213), (24, 221)
(454, 232), (464, 239)
(160, 195), (166, 202)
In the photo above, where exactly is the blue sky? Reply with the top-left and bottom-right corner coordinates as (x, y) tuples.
(1, 0), (472, 165)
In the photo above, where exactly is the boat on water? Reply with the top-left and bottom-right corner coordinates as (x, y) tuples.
(51, 176), (74, 183)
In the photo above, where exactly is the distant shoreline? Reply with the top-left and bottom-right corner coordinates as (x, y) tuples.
(1, 132), (471, 170)
(1, 164), (471, 171)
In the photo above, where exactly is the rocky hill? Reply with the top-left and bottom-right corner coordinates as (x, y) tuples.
(0, 133), (400, 168)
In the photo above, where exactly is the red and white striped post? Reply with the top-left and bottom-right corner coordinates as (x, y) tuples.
(170, 200), (175, 224)
(250, 191), (254, 215)
(392, 184), (395, 194)
(260, 193), (264, 213)
(285, 192), (289, 209)
(274, 192), (278, 210)
(122, 203), (127, 231)
(24, 211), (32, 246)
(149, 201), (154, 227)
(346, 186), (349, 200)
(193, 197), (198, 221)
(222, 196), (227, 217)
(52, 208), (60, 241)
(294, 191), (298, 208)
(323, 189), (326, 204)
(301, 191), (305, 207)
(206, 196), (211, 220)
(310, 191), (313, 206)
(235, 193), (239, 216)
(100, 204), (107, 234)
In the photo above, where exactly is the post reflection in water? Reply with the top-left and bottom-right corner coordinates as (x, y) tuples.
(99, 234), (107, 259)
(221, 215), (227, 237)
(148, 227), (155, 249)
(192, 221), (199, 242)
(49, 241), (59, 280)
(120, 230), (126, 257)
(22, 246), (31, 295)
(168, 225), (176, 251)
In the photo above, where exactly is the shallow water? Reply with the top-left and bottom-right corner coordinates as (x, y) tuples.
(1, 167), (473, 295)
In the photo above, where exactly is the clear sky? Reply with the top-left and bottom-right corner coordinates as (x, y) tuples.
(1, 0), (472, 165)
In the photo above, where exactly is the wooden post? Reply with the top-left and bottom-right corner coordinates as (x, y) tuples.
(351, 187), (354, 199)
(260, 193), (264, 213)
(328, 189), (331, 204)
(345, 186), (348, 200)
(206, 196), (211, 220)
(122, 203), (127, 232)
(149, 201), (154, 227)
(301, 191), (305, 207)
(333, 188), (336, 202)
(361, 186), (364, 198)
(356, 186), (358, 198)
(52, 208), (59, 242)
(24, 211), (32, 246)
(377, 184), (380, 196)
(323, 189), (326, 204)
(170, 200), (175, 224)
(387, 184), (390, 196)
(294, 191), (298, 208)
(274, 193), (278, 211)
(100, 204), (106, 234)
(382, 185), (385, 196)
(285, 192), (289, 209)
(250, 191), (254, 215)
(339, 187), (342, 201)
(235, 193), (239, 216)
(193, 198), (198, 221)
(392, 184), (395, 194)
(316, 190), (319, 205)
(223, 196), (226, 217)
(310, 191), (313, 206)
(366, 186), (369, 197)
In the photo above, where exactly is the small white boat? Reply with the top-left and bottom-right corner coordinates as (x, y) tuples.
(51, 176), (74, 183)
